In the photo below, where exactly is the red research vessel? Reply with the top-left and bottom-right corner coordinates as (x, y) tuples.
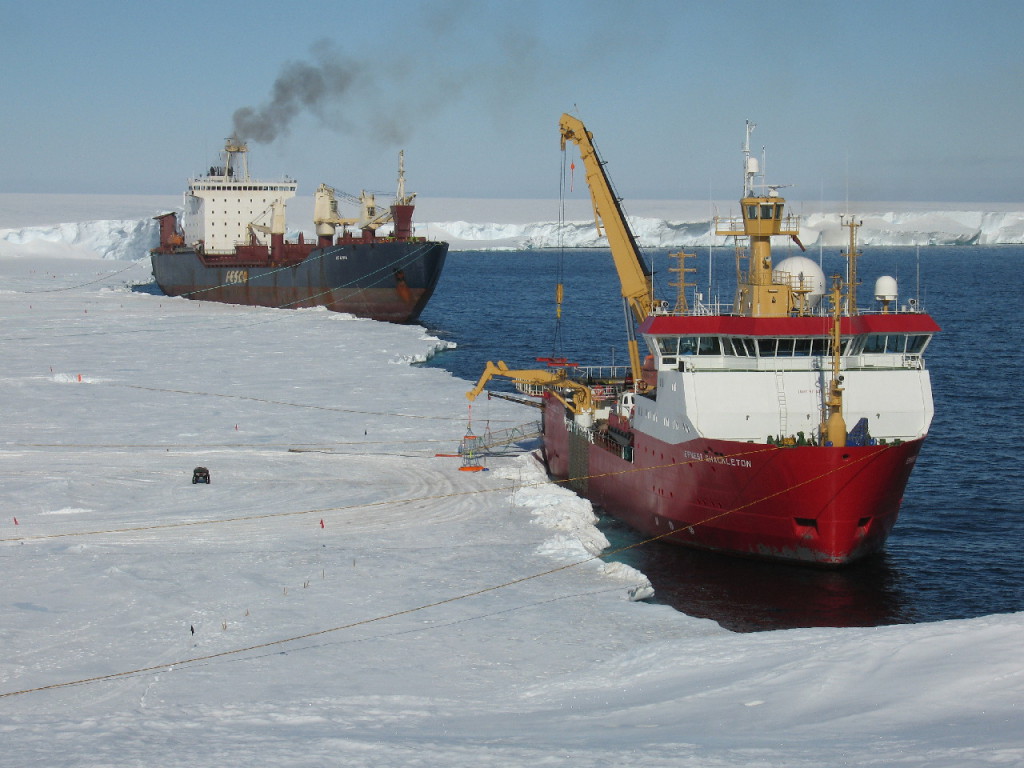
(469, 116), (939, 565)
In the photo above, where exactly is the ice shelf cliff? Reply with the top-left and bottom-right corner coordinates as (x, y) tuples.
(1, 201), (1022, 258)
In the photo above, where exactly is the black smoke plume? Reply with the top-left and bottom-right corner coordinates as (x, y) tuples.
(232, 41), (364, 144)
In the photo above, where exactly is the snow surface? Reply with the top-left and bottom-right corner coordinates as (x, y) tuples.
(1, 194), (1022, 259)
(1, 200), (1022, 766)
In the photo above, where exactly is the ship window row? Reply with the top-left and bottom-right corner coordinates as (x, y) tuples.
(190, 185), (295, 192)
(746, 203), (784, 220)
(860, 333), (930, 354)
(205, 200), (272, 209)
(654, 334), (931, 359)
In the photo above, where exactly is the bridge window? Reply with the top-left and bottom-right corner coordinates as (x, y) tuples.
(906, 334), (930, 354)
(723, 337), (850, 357)
(747, 205), (759, 219)
(661, 336), (725, 357)
(860, 333), (931, 354)
(862, 334), (884, 353)
(698, 337), (722, 355)
(760, 204), (774, 219)
(656, 337), (678, 355)
(862, 334), (905, 353)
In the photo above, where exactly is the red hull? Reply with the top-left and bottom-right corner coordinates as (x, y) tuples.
(541, 397), (922, 565)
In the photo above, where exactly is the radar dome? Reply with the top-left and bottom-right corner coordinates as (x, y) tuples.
(874, 275), (898, 302)
(774, 256), (826, 309)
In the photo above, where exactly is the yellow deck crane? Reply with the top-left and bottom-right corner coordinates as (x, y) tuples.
(558, 113), (655, 387)
(467, 113), (658, 412)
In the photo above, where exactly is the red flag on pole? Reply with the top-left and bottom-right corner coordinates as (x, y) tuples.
(570, 161), (575, 192)
(320, 519), (324, 529)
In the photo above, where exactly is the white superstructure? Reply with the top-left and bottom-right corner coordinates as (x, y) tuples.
(182, 138), (297, 254)
(639, 332), (934, 444)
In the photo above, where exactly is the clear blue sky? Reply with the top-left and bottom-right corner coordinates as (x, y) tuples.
(2, 0), (1021, 203)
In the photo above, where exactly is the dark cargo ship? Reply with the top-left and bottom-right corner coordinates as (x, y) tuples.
(151, 138), (447, 323)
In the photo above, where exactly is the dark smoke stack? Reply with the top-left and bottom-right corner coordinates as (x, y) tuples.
(232, 41), (363, 144)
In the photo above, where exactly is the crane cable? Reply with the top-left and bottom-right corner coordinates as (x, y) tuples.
(3, 240), (439, 344)
(552, 148), (567, 358)
(110, 381), (492, 423)
(20, 261), (146, 293)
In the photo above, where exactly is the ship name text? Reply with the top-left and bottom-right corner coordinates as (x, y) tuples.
(683, 450), (752, 468)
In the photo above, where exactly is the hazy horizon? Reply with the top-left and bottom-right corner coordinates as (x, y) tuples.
(3, 1), (1023, 204)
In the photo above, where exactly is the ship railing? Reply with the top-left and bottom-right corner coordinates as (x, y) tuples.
(713, 215), (744, 234)
(514, 382), (548, 397)
(772, 270), (818, 291)
(658, 299), (737, 317)
(570, 365), (633, 381)
(665, 302), (930, 319)
(851, 353), (927, 371)
(713, 213), (801, 235)
(902, 354), (925, 370)
(689, 298), (735, 316)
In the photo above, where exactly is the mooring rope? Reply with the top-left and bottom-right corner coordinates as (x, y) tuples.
(0, 441), (885, 698)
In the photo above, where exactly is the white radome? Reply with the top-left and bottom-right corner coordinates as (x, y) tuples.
(774, 255), (827, 309)
(875, 275), (899, 302)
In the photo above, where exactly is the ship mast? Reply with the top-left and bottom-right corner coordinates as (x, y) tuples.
(223, 136), (250, 180)
(818, 216), (866, 444)
(668, 249), (697, 313)
(715, 121), (804, 318)
(821, 275), (847, 446)
(742, 120), (757, 197)
(395, 149), (415, 206)
(841, 215), (862, 315)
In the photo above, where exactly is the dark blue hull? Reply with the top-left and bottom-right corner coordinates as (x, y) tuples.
(151, 240), (448, 324)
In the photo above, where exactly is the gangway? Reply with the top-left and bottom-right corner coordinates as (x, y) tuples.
(462, 421), (542, 457)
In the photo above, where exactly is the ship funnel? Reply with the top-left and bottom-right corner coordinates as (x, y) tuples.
(391, 150), (416, 239)
(391, 204), (414, 239)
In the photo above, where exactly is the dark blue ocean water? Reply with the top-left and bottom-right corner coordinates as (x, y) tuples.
(420, 246), (1024, 631)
